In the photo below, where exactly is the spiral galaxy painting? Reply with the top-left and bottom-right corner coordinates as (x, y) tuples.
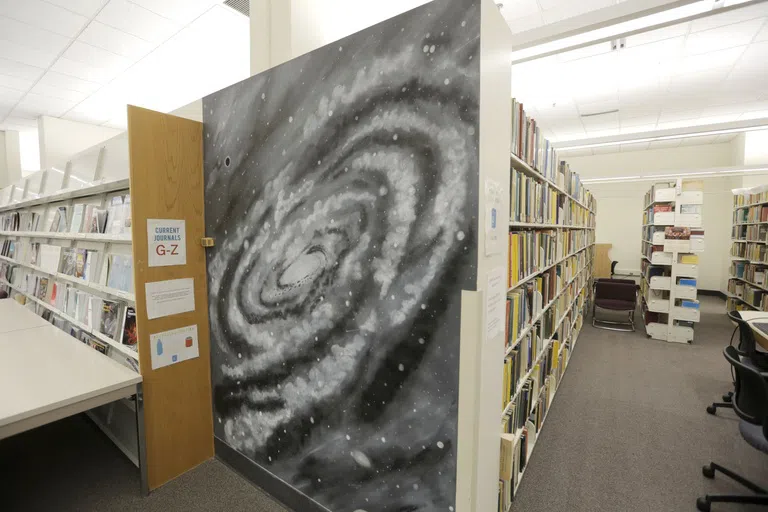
(203, 0), (479, 510)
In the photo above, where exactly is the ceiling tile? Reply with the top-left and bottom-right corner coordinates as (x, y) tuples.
(648, 139), (682, 149)
(0, 15), (71, 53)
(685, 18), (763, 55)
(506, 12), (545, 34)
(541, 0), (614, 24)
(37, 71), (101, 94)
(755, 21), (768, 42)
(43, 0), (107, 18)
(557, 42), (613, 63)
(0, 57), (44, 81)
(740, 109), (768, 121)
(499, 0), (541, 19)
(0, 85), (25, 107)
(0, 74), (33, 92)
(689, 3), (768, 33)
(14, 93), (78, 117)
(558, 148), (593, 157)
(655, 119), (701, 130)
(619, 124), (657, 135)
(657, 109), (700, 124)
(591, 145), (620, 155)
(625, 22), (689, 48)
(0, 0), (88, 38)
(96, 0), (180, 44)
(77, 21), (155, 60)
(584, 128), (618, 138)
(50, 57), (120, 84)
(129, 0), (220, 24)
(28, 82), (88, 102)
(620, 142), (651, 152)
(61, 41), (133, 69)
(0, 39), (60, 69)
(0, 116), (38, 132)
(620, 115), (659, 127)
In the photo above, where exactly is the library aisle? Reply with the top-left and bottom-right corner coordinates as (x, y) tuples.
(513, 296), (768, 512)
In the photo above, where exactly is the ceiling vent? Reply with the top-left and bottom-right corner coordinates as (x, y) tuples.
(224, 0), (249, 17)
(581, 109), (619, 118)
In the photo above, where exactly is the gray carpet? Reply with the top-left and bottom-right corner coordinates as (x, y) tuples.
(513, 296), (768, 512)
(1, 296), (766, 511)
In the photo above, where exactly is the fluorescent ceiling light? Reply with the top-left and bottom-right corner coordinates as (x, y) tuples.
(558, 125), (768, 151)
(582, 167), (768, 183)
(510, 0), (761, 63)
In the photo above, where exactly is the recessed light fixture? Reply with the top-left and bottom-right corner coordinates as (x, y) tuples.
(558, 125), (768, 151)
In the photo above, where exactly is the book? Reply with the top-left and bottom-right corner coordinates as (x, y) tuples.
(53, 206), (68, 232)
(89, 296), (103, 330)
(83, 250), (99, 282)
(39, 244), (62, 274)
(58, 249), (77, 276)
(36, 277), (48, 300)
(121, 306), (137, 348)
(107, 254), (133, 293)
(69, 204), (85, 233)
(100, 299), (121, 340)
(74, 249), (87, 279)
(88, 208), (108, 234)
(87, 336), (109, 355)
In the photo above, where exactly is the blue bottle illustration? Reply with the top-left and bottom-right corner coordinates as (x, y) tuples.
(156, 339), (163, 356)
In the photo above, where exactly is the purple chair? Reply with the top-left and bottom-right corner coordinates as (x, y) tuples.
(592, 278), (638, 331)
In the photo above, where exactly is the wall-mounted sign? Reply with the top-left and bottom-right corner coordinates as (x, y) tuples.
(147, 218), (187, 267)
(150, 324), (199, 370)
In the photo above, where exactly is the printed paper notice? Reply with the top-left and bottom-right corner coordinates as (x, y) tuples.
(150, 324), (199, 370)
(145, 278), (195, 320)
(485, 267), (506, 341)
(485, 179), (504, 256)
(147, 219), (187, 267)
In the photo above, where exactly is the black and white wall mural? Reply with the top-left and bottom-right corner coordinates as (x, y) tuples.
(203, 0), (479, 510)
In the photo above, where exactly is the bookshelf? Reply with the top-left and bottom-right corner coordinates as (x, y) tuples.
(499, 99), (596, 511)
(640, 180), (704, 343)
(728, 184), (768, 312)
(0, 106), (214, 491)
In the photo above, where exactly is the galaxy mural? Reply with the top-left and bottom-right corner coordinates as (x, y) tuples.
(203, 0), (479, 510)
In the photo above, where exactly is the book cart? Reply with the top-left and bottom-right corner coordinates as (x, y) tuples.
(0, 106), (214, 492)
(640, 179), (704, 343)
(728, 184), (768, 312)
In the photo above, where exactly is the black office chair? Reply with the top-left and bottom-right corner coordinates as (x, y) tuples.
(707, 310), (768, 415)
(697, 345), (768, 511)
(610, 261), (618, 278)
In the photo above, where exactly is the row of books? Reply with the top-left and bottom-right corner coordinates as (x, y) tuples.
(731, 261), (767, 286)
(734, 187), (768, 209)
(733, 224), (768, 242)
(0, 194), (131, 235)
(511, 98), (559, 183)
(727, 279), (768, 310)
(508, 230), (560, 287)
(0, 262), (137, 348)
(0, 240), (133, 294)
(731, 241), (768, 263)
(734, 205), (768, 224)
(510, 99), (596, 213)
(510, 168), (561, 224)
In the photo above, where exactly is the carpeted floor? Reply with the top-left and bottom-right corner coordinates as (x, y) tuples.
(1, 296), (765, 511)
(513, 295), (768, 512)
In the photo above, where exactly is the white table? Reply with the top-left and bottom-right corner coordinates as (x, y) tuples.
(0, 298), (53, 332)
(0, 300), (147, 493)
(731, 310), (768, 352)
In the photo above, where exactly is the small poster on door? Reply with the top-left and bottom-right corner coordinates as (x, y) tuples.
(149, 324), (199, 370)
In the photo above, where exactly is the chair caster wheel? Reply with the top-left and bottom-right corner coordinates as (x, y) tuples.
(722, 393), (732, 403)
(706, 405), (716, 415)
(702, 465), (715, 479)
(696, 497), (711, 512)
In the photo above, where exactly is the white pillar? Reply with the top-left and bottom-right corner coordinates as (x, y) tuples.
(0, 130), (22, 188)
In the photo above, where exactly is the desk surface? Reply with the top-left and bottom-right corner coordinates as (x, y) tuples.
(733, 310), (768, 351)
(0, 298), (54, 333)
(0, 301), (141, 435)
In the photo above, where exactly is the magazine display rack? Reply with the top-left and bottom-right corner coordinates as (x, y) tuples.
(640, 179), (704, 343)
(0, 106), (213, 491)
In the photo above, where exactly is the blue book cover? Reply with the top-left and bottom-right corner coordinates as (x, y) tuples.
(679, 278), (697, 287)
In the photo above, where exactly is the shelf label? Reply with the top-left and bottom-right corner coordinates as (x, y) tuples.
(147, 219), (187, 267)
(150, 324), (199, 370)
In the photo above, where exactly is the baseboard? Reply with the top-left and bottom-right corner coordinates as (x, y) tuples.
(214, 437), (330, 512)
(699, 290), (727, 300)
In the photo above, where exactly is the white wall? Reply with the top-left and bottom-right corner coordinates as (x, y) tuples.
(567, 142), (738, 290)
(566, 142), (734, 178)
(0, 130), (22, 188)
(744, 129), (768, 165)
(37, 116), (122, 171)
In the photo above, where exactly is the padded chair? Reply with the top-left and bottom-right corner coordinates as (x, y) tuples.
(708, 310), (768, 415)
(592, 279), (638, 332)
(697, 345), (768, 511)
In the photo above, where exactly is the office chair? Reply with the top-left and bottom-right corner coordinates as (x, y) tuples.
(610, 261), (618, 278)
(697, 345), (768, 511)
(708, 310), (768, 415)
